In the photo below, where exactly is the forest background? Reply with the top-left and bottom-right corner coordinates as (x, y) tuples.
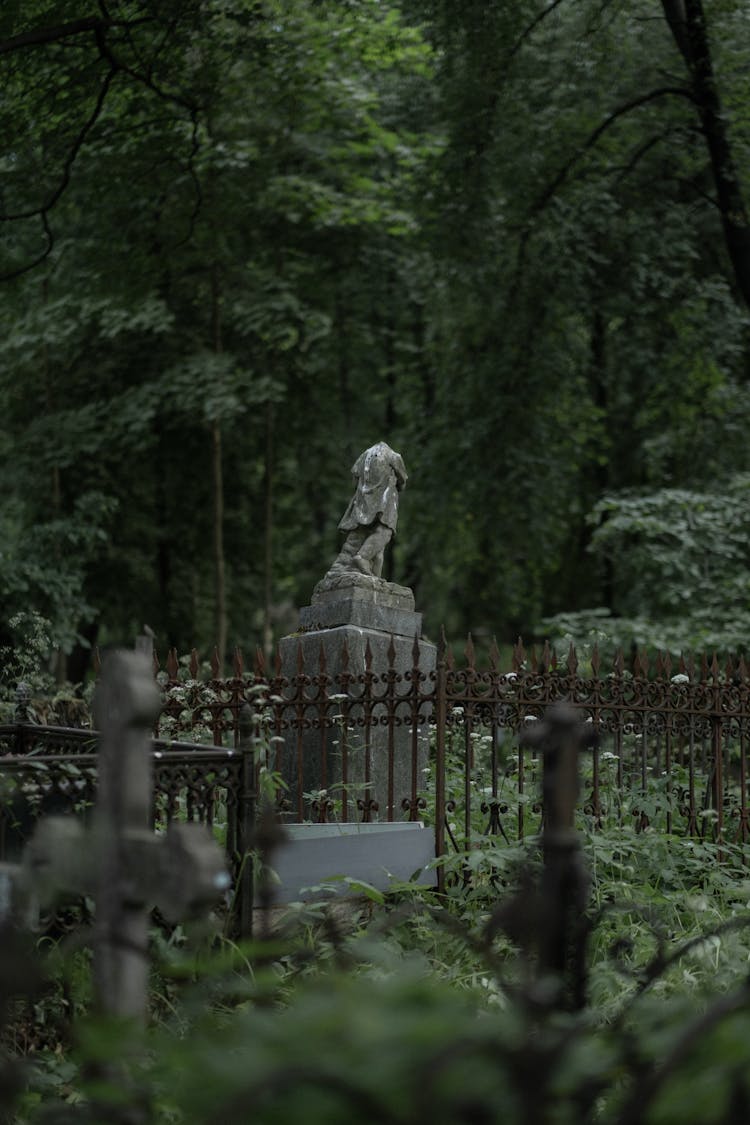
(3, 0), (750, 683)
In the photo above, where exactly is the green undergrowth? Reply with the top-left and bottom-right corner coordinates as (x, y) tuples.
(8, 822), (750, 1124)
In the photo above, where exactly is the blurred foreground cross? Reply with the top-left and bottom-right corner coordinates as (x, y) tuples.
(521, 702), (598, 1010)
(19, 650), (229, 1022)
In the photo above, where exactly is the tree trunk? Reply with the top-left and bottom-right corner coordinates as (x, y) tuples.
(383, 268), (397, 584)
(589, 308), (615, 611)
(336, 287), (354, 462)
(263, 401), (274, 664)
(212, 418), (227, 668)
(42, 276), (68, 683)
(211, 265), (227, 668)
(663, 0), (750, 310)
(155, 414), (173, 646)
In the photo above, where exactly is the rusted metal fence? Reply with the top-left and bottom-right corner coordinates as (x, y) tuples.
(3, 635), (750, 887)
(0, 726), (247, 872)
(138, 634), (750, 849)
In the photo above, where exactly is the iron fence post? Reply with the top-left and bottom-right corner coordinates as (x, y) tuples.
(237, 703), (256, 938)
(14, 682), (31, 754)
(712, 711), (724, 855)
(435, 632), (447, 894)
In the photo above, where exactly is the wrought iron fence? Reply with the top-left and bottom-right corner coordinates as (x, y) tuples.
(3, 634), (750, 889)
(0, 725), (246, 878)
(140, 634), (750, 854)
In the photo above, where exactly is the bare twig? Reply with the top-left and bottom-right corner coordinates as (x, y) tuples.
(615, 980), (750, 1125)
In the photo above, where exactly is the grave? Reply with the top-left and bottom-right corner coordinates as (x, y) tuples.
(279, 442), (436, 824)
(269, 821), (434, 903)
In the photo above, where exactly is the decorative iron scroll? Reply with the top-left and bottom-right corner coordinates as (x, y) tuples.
(5, 637), (750, 860)
(0, 738), (243, 878)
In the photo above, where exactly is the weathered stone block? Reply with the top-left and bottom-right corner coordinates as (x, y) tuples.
(279, 624), (436, 821)
(299, 585), (420, 635)
(268, 822), (435, 903)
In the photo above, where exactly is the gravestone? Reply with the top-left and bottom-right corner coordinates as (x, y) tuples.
(279, 443), (436, 820)
(270, 821), (434, 903)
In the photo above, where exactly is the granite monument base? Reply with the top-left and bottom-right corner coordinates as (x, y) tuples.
(279, 618), (436, 822)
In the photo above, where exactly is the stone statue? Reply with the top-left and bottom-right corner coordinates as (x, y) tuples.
(284, 440), (434, 818)
(327, 441), (408, 579)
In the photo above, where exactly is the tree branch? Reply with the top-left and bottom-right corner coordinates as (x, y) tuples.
(529, 86), (694, 218)
(176, 110), (204, 246)
(506, 87), (693, 312)
(1, 65), (118, 223)
(507, 0), (568, 62)
(0, 17), (103, 56)
(613, 128), (676, 182)
(0, 212), (54, 282)
(93, 23), (197, 114)
(0, 8), (198, 282)
(661, 0), (691, 66)
(615, 981), (750, 1125)
(0, 15), (152, 57)
(676, 177), (721, 211)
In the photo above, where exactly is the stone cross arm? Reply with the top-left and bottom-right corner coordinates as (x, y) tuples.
(23, 816), (230, 924)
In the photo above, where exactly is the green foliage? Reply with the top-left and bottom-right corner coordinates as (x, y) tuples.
(0, 612), (54, 695)
(545, 475), (750, 653)
(11, 815), (750, 1125)
(4, 0), (750, 664)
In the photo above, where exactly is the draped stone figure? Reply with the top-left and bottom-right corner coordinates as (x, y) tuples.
(325, 441), (408, 581)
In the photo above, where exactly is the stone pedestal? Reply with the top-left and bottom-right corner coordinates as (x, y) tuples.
(299, 581), (419, 635)
(279, 576), (436, 822)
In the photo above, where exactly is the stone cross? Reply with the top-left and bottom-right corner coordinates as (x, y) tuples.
(16, 650), (229, 1022)
(521, 701), (598, 1010)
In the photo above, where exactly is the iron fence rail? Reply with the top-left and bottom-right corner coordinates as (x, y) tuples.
(143, 635), (750, 849)
(4, 636), (750, 883)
